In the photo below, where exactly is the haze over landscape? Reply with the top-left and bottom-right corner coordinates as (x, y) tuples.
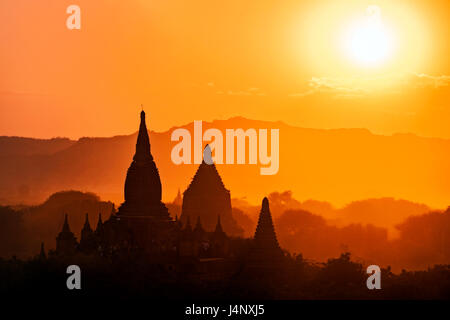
(1, 117), (449, 210)
(1, 116), (449, 273)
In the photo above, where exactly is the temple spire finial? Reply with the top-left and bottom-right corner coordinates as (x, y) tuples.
(83, 213), (91, 230)
(262, 197), (269, 210)
(134, 109), (152, 162)
(62, 213), (71, 233)
(96, 213), (103, 232)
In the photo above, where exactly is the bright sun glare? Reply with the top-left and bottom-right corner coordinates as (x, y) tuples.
(344, 5), (394, 66)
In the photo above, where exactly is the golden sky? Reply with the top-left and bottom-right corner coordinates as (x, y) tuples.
(0, 0), (449, 139)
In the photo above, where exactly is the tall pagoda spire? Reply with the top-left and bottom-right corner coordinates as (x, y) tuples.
(82, 213), (92, 232)
(80, 213), (96, 253)
(245, 197), (284, 269)
(62, 213), (71, 233)
(253, 197), (281, 251)
(56, 214), (78, 255)
(133, 110), (153, 163)
(96, 213), (103, 231)
(118, 110), (170, 219)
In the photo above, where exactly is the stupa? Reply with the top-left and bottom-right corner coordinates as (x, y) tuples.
(116, 110), (174, 251)
(181, 146), (242, 236)
(246, 197), (284, 268)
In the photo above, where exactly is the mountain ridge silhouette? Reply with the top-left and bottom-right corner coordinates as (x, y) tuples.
(1, 117), (449, 208)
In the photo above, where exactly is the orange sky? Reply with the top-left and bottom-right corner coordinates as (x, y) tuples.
(0, 0), (449, 139)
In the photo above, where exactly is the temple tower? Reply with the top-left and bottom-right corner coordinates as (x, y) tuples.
(117, 110), (174, 252)
(80, 213), (96, 254)
(56, 214), (78, 255)
(181, 147), (242, 236)
(246, 198), (284, 268)
(95, 213), (103, 235)
(211, 215), (229, 257)
(118, 111), (170, 219)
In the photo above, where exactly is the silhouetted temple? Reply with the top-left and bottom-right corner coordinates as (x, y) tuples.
(246, 197), (284, 269)
(79, 213), (95, 254)
(181, 148), (242, 236)
(119, 111), (171, 219)
(54, 110), (285, 277)
(115, 110), (176, 253)
(56, 214), (77, 255)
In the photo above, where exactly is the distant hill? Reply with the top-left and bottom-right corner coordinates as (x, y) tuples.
(335, 198), (430, 231)
(0, 136), (75, 156)
(231, 191), (430, 238)
(0, 191), (114, 258)
(0, 117), (449, 209)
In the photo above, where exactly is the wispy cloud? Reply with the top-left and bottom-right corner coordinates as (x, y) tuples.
(288, 72), (450, 99)
(410, 73), (450, 89)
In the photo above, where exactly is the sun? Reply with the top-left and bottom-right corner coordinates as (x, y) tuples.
(296, 1), (429, 75)
(343, 5), (394, 67)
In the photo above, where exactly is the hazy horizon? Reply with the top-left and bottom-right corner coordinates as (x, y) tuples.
(3, 115), (450, 141)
